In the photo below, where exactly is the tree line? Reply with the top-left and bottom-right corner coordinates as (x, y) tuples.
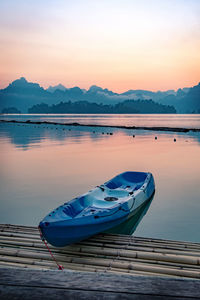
(28, 99), (176, 114)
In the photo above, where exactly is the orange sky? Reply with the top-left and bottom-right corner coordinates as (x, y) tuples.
(0, 0), (200, 92)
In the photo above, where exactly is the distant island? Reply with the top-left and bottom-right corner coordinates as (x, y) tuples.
(28, 100), (175, 114)
(0, 77), (200, 114)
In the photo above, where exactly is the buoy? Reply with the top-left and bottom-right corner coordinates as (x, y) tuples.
(110, 133), (113, 135)
(155, 136), (157, 140)
(133, 135), (135, 138)
(174, 138), (176, 142)
(102, 132), (104, 134)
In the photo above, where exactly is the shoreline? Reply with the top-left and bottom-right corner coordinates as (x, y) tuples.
(0, 119), (200, 132)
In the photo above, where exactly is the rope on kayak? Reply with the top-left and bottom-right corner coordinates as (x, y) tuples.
(38, 226), (64, 271)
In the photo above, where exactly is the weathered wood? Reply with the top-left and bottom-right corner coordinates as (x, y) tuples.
(0, 268), (200, 299)
(1, 286), (199, 300)
(2, 286), (197, 300)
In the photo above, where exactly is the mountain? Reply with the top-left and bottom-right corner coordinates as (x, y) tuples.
(1, 107), (21, 114)
(179, 82), (200, 113)
(0, 77), (51, 112)
(47, 84), (67, 93)
(157, 83), (200, 113)
(3, 77), (42, 93)
(0, 77), (199, 113)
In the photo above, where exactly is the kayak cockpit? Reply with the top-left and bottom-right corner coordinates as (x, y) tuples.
(104, 171), (148, 190)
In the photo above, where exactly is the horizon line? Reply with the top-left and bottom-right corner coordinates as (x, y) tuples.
(1, 76), (200, 94)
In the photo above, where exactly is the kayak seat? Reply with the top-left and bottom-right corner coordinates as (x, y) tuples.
(63, 198), (84, 217)
(129, 182), (143, 195)
(93, 199), (118, 208)
(105, 172), (148, 190)
(105, 181), (121, 189)
(134, 182), (143, 190)
(79, 195), (94, 208)
(122, 172), (147, 183)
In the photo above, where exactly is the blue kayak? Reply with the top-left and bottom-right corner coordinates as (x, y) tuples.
(39, 171), (155, 247)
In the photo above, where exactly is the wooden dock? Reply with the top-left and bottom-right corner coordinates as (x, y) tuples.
(0, 224), (200, 299)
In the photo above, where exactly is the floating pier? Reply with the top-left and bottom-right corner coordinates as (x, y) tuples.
(0, 224), (200, 299)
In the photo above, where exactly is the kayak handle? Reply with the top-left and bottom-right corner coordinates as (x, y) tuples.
(97, 185), (105, 191)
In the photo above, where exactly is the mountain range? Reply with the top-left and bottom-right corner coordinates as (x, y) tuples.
(0, 77), (199, 113)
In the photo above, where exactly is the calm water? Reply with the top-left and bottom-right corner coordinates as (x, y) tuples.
(0, 115), (200, 242)
(1, 113), (200, 128)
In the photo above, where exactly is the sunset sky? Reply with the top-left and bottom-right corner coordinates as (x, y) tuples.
(0, 0), (200, 92)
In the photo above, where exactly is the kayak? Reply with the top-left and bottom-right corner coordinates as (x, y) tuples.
(39, 171), (155, 247)
(106, 193), (154, 235)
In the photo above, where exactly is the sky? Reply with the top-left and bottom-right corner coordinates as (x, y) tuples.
(0, 0), (200, 92)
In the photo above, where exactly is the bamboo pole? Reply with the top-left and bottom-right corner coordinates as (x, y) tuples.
(1, 236), (199, 256)
(88, 236), (200, 250)
(1, 224), (200, 279)
(1, 235), (200, 259)
(1, 224), (200, 250)
(0, 251), (198, 279)
(0, 261), (53, 270)
(1, 224), (200, 248)
(62, 245), (200, 266)
(1, 247), (200, 279)
(94, 234), (200, 248)
(81, 238), (200, 251)
(1, 247), (200, 273)
(1, 230), (200, 256)
(0, 256), (174, 278)
(1, 237), (200, 269)
(77, 241), (200, 256)
(1, 237), (200, 268)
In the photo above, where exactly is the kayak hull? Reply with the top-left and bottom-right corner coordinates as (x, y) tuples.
(39, 171), (155, 247)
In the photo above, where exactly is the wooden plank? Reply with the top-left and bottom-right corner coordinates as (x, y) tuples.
(1, 285), (196, 300)
(0, 268), (200, 299)
(0, 285), (197, 300)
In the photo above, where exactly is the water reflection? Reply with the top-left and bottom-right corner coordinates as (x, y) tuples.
(106, 195), (154, 235)
(0, 122), (200, 242)
(0, 122), (200, 150)
(0, 122), (106, 149)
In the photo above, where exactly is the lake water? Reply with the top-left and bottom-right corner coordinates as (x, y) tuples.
(0, 114), (200, 243)
(1, 113), (200, 128)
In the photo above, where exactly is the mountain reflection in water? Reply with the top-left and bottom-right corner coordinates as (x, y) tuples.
(0, 122), (200, 149)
